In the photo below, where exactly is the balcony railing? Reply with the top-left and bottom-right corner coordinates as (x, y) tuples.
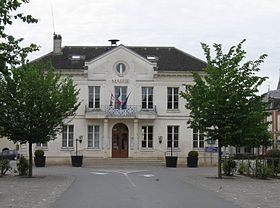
(85, 105), (157, 117)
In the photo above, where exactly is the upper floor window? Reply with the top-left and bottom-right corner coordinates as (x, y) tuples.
(141, 126), (153, 148)
(88, 125), (100, 148)
(193, 129), (204, 148)
(142, 87), (153, 109)
(62, 125), (74, 148)
(167, 126), (179, 148)
(115, 86), (127, 109)
(167, 87), (179, 110)
(89, 86), (100, 109)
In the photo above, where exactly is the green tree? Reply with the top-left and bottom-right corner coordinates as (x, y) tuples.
(0, 0), (38, 74)
(181, 40), (271, 178)
(0, 63), (80, 177)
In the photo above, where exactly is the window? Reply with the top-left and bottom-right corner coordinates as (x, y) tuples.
(88, 86), (100, 109)
(62, 125), (74, 148)
(115, 86), (127, 109)
(141, 126), (153, 148)
(88, 125), (100, 148)
(167, 126), (179, 148)
(244, 147), (252, 154)
(193, 129), (204, 148)
(36, 143), (47, 148)
(167, 87), (179, 109)
(116, 63), (126, 76)
(236, 147), (241, 154)
(142, 87), (153, 109)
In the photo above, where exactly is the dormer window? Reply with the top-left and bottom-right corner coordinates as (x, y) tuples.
(147, 55), (159, 62)
(69, 55), (85, 61)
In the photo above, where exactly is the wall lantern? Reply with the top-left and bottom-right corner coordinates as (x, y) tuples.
(158, 136), (163, 144)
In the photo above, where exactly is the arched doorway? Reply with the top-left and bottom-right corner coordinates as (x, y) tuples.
(112, 123), (129, 158)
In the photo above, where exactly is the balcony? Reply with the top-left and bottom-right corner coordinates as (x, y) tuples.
(85, 105), (157, 119)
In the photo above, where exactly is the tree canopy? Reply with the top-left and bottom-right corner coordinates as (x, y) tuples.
(181, 40), (271, 178)
(0, 63), (80, 176)
(0, 0), (38, 74)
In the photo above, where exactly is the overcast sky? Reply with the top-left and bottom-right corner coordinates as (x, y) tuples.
(10, 0), (280, 93)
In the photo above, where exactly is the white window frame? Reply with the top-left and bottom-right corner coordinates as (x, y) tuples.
(142, 87), (153, 110)
(167, 126), (179, 148)
(88, 86), (100, 109)
(141, 126), (153, 148)
(36, 143), (48, 148)
(62, 125), (74, 148)
(167, 87), (179, 110)
(193, 129), (204, 148)
(88, 125), (100, 148)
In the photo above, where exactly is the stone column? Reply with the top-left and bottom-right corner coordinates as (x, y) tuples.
(103, 119), (109, 157)
(134, 119), (139, 150)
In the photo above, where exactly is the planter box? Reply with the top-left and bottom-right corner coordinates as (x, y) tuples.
(71, 156), (83, 167)
(165, 156), (178, 168)
(187, 156), (198, 167)
(34, 156), (46, 167)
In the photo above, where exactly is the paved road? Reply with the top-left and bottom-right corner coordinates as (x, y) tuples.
(37, 167), (240, 208)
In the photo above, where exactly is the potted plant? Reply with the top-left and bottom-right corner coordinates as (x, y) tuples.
(187, 150), (199, 167)
(34, 149), (46, 167)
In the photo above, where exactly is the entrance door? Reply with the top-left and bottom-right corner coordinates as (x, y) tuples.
(112, 123), (129, 158)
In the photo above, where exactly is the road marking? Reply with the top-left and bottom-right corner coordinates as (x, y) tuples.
(142, 174), (154, 178)
(90, 172), (109, 175)
(90, 169), (149, 188)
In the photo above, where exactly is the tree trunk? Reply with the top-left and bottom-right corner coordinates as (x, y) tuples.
(28, 142), (33, 177)
(218, 140), (222, 179)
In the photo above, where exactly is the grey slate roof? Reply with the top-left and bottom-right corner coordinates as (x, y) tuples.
(39, 45), (206, 71)
(265, 89), (280, 110)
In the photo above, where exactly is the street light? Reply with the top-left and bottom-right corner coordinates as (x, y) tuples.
(75, 136), (83, 156)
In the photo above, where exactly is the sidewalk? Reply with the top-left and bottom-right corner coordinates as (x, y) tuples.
(0, 172), (74, 208)
(183, 167), (280, 208)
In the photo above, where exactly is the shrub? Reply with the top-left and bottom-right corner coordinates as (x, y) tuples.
(222, 158), (236, 176)
(188, 151), (199, 157)
(266, 149), (280, 158)
(267, 158), (280, 176)
(34, 149), (44, 157)
(255, 160), (273, 179)
(17, 156), (29, 176)
(0, 159), (11, 176)
(238, 162), (247, 175)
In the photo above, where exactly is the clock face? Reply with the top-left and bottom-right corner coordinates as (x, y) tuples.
(116, 63), (126, 76)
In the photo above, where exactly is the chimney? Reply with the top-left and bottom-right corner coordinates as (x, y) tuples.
(108, 39), (119, 47)
(53, 33), (62, 55)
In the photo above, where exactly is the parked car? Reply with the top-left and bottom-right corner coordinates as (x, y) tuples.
(0, 148), (19, 160)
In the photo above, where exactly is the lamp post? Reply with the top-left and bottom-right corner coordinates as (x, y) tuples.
(75, 136), (83, 156)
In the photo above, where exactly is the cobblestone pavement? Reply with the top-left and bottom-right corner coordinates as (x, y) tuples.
(183, 167), (280, 208)
(0, 171), (74, 208)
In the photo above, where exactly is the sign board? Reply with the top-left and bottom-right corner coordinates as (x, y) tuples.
(205, 146), (218, 153)
(276, 140), (280, 145)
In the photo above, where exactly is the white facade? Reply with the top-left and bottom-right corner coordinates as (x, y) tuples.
(0, 42), (218, 165)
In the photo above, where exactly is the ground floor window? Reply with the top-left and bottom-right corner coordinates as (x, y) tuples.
(167, 126), (179, 148)
(141, 126), (153, 148)
(62, 125), (74, 148)
(193, 129), (204, 148)
(36, 143), (47, 148)
(88, 125), (100, 148)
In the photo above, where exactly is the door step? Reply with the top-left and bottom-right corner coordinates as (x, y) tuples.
(83, 157), (165, 168)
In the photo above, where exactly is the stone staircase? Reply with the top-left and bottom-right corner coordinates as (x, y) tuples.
(83, 157), (165, 168)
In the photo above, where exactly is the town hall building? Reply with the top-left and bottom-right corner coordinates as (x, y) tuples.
(1, 35), (221, 165)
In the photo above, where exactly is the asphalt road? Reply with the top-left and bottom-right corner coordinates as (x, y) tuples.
(40, 167), (240, 208)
